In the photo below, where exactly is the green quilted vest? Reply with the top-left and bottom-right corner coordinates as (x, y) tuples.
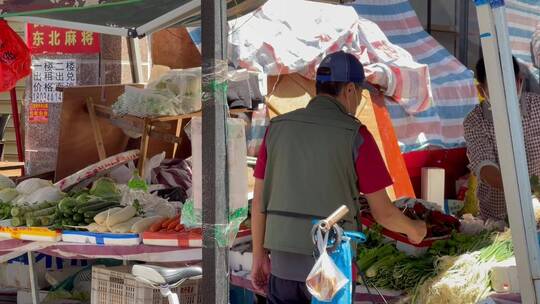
(262, 95), (361, 255)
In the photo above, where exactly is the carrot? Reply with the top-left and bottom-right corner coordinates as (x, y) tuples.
(161, 217), (174, 229)
(162, 215), (180, 228)
(167, 219), (179, 231)
(174, 223), (183, 232)
(149, 218), (168, 232)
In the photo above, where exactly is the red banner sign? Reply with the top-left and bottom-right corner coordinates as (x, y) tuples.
(29, 103), (49, 124)
(26, 24), (100, 55)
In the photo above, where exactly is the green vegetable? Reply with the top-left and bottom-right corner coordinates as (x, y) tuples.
(357, 243), (396, 272)
(25, 206), (57, 218)
(12, 216), (25, 227)
(26, 217), (41, 227)
(90, 178), (120, 198)
(58, 197), (77, 212)
(11, 206), (28, 217)
(75, 194), (91, 205)
(73, 213), (84, 223)
(366, 253), (405, 278)
(84, 204), (120, 219)
(84, 218), (93, 224)
(478, 235), (513, 262)
(40, 215), (55, 226)
(78, 202), (118, 214)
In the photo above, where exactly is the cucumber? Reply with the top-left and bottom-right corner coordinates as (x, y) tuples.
(32, 201), (53, 211)
(84, 218), (93, 224)
(40, 215), (55, 226)
(12, 216), (25, 227)
(65, 207), (75, 216)
(73, 213), (83, 222)
(84, 204), (120, 219)
(68, 220), (77, 226)
(78, 202), (118, 214)
(11, 206), (28, 217)
(25, 206), (57, 218)
(61, 219), (70, 226)
(26, 217), (41, 227)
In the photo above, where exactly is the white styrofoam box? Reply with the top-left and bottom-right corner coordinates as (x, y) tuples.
(62, 231), (140, 245)
(421, 167), (445, 211)
(229, 250), (253, 272)
(490, 257), (519, 293)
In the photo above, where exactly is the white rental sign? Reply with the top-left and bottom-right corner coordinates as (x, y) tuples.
(31, 59), (77, 103)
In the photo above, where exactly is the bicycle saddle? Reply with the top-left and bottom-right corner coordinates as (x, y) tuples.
(132, 264), (202, 286)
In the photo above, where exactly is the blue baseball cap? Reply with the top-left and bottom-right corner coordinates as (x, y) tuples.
(316, 51), (376, 92)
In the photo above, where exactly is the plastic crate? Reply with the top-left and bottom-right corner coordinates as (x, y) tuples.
(91, 265), (201, 304)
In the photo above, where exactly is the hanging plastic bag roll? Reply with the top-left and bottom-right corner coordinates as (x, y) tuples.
(306, 229), (349, 301)
(183, 116), (249, 247)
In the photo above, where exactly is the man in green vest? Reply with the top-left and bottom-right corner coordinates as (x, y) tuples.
(251, 51), (427, 303)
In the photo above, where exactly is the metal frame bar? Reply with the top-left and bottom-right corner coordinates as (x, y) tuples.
(427, 0), (432, 34)
(201, 0), (229, 303)
(27, 251), (40, 304)
(128, 38), (144, 83)
(5, 16), (129, 36)
(136, 0), (201, 37)
(457, 0), (469, 66)
(474, 1), (540, 302)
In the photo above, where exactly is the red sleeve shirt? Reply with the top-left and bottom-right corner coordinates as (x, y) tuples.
(254, 126), (393, 194)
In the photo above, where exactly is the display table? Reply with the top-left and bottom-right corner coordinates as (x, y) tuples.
(0, 237), (202, 304)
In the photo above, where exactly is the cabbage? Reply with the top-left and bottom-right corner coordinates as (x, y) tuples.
(25, 186), (64, 204)
(16, 178), (52, 195)
(0, 175), (15, 189)
(0, 188), (19, 203)
(90, 178), (119, 198)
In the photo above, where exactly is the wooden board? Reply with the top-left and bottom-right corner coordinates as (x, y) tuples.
(56, 85), (135, 181)
(57, 85), (183, 181)
(265, 73), (415, 200)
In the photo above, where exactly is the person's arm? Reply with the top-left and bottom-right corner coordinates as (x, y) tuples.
(463, 109), (503, 189)
(355, 127), (426, 243)
(252, 178), (266, 256)
(365, 189), (426, 244)
(250, 132), (271, 292)
(480, 165), (504, 190)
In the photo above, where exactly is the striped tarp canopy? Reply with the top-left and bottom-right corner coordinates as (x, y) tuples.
(351, 0), (478, 152)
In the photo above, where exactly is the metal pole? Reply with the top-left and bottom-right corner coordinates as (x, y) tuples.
(457, 0), (469, 66)
(427, 0), (432, 34)
(201, 0), (229, 303)
(474, 1), (540, 302)
(128, 38), (144, 83)
(9, 88), (24, 163)
(27, 251), (40, 304)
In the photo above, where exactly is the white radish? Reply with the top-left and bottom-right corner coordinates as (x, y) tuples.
(86, 223), (101, 232)
(111, 217), (142, 233)
(130, 216), (165, 233)
(105, 206), (136, 227)
(94, 207), (122, 225)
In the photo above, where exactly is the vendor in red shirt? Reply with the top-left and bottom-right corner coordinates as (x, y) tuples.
(251, 51), (427, 304)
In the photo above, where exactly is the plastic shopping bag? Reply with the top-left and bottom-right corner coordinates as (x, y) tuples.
(0, 20), (31, 92)
(306, 229), (349, 302)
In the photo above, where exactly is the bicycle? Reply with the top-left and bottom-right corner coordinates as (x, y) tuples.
(132, 264), (202, 304)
